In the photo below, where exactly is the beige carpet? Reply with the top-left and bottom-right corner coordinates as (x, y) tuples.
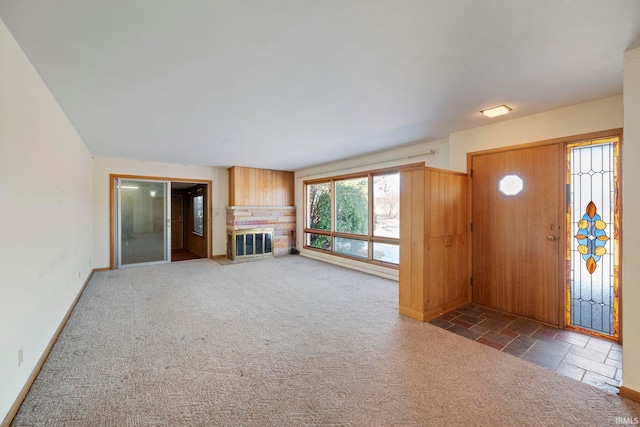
(12, 257), (640, 426)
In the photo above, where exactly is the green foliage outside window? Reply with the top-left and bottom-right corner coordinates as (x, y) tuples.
(305, 172), (399, 264)
(336, 178), (368, 235)
(307, 183), (331, 249)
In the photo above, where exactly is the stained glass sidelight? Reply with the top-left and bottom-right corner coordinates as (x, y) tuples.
(574, 201), (609, 274)
(567, 139), (619, 337)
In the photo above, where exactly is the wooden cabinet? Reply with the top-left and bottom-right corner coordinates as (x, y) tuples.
(399, 166), (468, 321)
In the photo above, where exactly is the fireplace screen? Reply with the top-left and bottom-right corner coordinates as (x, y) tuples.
(227, 228), (274, 260)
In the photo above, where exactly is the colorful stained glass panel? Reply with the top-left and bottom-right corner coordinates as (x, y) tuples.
(567, 140), (617, 336)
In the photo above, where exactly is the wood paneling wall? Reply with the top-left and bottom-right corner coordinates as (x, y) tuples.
(229, 166), (294, 206)
(399, 166), (468, 321)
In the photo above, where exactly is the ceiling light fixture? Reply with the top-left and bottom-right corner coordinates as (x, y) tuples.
(480, 104), (512, 118)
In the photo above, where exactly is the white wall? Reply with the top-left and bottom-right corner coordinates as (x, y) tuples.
(448, 95), (623, 172)
(294, 138), (448, 279)
(622, 46), (640, 394)
(92, 157), (228, 268)
(0, 19), (93, 422)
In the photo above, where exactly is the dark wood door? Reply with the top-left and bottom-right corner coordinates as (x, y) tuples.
(471, 143), (562, 325)
(171, 195), (184, 249)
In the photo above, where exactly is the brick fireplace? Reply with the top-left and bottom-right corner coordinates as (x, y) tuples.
(226, 206), (296, 257)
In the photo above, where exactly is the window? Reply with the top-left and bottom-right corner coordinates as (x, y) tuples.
(498, 174), (524, 196)
(567, 137), (620, 337)
(373, 242), (399, 264)
(304, 170), (400, 266)
(193, 195), (204, 235)
(335, 237), (368, 259)
(373, 173), (399, 238)
(336, 177), (368, 235)
(306, 182), (331, 250)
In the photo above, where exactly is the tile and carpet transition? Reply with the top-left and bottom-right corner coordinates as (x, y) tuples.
(429, 304), (623, 394)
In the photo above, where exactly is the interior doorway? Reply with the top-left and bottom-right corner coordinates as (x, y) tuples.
(170, 182), (208, 262)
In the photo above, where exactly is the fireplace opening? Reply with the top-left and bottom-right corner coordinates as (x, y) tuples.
(227, 228), (274, 260)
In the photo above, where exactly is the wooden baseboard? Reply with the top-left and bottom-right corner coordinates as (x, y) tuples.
(1, 270), (94, 427)
(399, 305), (427, 321)
(619, 386), (640, 403)
(422, 298), (467, 322)
(400, 298), (468, 323)
(93, 267), (110, 272)
(209, 254), (227, 260)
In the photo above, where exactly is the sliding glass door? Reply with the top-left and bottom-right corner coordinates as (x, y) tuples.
(116, 179), (170, 267)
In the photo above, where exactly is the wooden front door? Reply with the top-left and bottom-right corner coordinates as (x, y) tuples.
(471, 143), (563, 326)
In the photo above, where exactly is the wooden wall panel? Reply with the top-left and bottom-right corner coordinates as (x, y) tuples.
(426, 234), (467, 317)
(430, 171), (467, 238)
(229, 168), (236, 209)
(265, 170), (273, 205)
(398, 169), (413, 311)
(426, 236), (448, 312)
(399, 166), (468, 322)
(399, 167), (425, 319)
(254, 168), (263, 206)
(228, 166), (294, 206)
(421, 170), (432, 310)
(243, 167), (251, 205)
(445, 234), (467, 304)
(430, 171), (443, 237)
(287, 173), (294, 205)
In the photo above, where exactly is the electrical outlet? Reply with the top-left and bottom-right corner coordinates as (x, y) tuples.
(78, 271), (81, 278)
(18, 347), (23, 367)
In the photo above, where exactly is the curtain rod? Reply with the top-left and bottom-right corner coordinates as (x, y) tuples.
(296, 150), (435, 179)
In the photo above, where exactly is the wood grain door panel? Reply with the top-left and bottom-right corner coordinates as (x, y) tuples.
(171, 195), (184, 249)
(428, 234), (466, 311)
(471, 144), (561, 325)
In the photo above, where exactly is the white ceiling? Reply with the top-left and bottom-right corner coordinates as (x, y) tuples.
(1, 1), (639, 171)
